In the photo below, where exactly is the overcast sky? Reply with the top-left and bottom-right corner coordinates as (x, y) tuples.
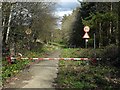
(55, 0), (80, 17)
(54, 0), (80, 29)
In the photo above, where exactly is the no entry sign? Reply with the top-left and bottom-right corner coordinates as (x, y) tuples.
(84, 26), (90, 32)
(83, 26), (90, 48)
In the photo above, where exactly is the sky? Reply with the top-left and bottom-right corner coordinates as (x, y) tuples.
(54, 0), (81, 29)
(55, 0), (80, 17)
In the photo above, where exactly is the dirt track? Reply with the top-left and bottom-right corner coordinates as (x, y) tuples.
(3, 50), (61, 89)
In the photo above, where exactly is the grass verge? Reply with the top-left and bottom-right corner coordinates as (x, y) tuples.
(56, 48), (120, 89)
(2, 44), (59, 85)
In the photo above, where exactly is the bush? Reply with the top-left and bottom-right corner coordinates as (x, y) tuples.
(61, 45), (119, 66)
(78, 44), (118, 66)
(101, 44), (118, 59)
(2, 59), (30, 82)
(100, 44), (119, 66)
(77, 48), (103, 58)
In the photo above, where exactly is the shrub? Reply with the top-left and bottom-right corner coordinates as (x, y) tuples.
(78, 48), (103, 58)
(100, 44), (118, 65)
(101, 44), (118, 59)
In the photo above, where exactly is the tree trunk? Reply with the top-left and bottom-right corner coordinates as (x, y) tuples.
(5, 4), (13, 43)
(109, 21), (112, 44)
(116, 19), (119, 45)
(99, 22), (102, 48)
(117, 1), (120, 65)
(118, 2), (120, 54)
(108, 2), (113, 45)
(2, 18), (7, 44)
(0, 3), (2, 56)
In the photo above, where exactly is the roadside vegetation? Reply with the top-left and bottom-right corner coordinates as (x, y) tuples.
(57, 60), (120, 89)
(56, 44), (120, 89)
(1, 2), (57, 85)
(2, 44), (59, 85)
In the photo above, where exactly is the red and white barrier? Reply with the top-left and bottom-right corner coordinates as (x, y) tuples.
(11, 57), (100, 61)
(7, 57), (100, 66)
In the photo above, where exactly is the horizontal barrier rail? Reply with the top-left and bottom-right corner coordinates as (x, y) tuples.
(5, 56), (101, 65)
(11, 57), (101, 61)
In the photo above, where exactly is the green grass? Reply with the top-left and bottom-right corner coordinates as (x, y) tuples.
(57, 60), (120, 89)
(2, 59), (31, 83)
(60, 48), (105, 58)
(2, 44), (59, 84)
(48, 42), (66, 48)
(56, 48), (120, 89)
(23, 44), (60, 58)
(60, 48), (80, 58)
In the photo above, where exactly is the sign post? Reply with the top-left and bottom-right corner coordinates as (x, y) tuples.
(25, 28), (32, 50)
(94, 33), (96, 49)
(85, 39), (88, 48)
(83, 26), (90, 48)
(93, 32), (97, 65)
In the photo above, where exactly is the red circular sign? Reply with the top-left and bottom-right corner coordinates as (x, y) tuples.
(84, 26), (90, 32)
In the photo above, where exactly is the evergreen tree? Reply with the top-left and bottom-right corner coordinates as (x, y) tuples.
(69, 8), (84, 48)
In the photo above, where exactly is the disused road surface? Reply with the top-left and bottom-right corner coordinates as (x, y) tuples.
(22, 50), (60, 88)
(3, 50), (61, 89)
